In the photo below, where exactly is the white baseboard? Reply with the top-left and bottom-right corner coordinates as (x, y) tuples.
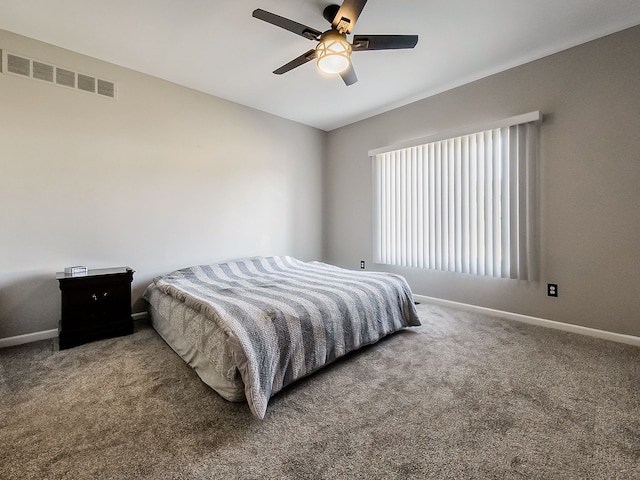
(0, 329), (58, 349)
(0, 311), (150, 349)
(414, 294), (640, 347)
(2, 304), (636, 350)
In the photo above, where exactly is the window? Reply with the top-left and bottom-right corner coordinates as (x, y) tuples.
(371, 112), (540, 280)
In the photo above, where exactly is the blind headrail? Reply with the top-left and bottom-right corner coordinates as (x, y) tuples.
(368, 111), (542, 157)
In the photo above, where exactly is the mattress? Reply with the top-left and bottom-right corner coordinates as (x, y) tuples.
(146, 286), (245, 402)
(144, 256), (420, 418)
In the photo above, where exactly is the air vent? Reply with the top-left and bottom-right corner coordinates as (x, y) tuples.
(97, 79), (115, 98)
(7, 53), (30, 76)
(56, 67), (76, 88)
(77, 73), (96, 93)
(33, 61), (54, 82)
(1, 49), (117, 99)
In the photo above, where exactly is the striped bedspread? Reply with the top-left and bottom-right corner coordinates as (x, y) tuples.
(151, 256), (421, 418)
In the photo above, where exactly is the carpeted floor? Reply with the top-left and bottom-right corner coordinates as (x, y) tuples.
(0, 303), (638, 479)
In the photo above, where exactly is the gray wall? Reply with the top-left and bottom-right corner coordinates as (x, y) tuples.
(325, 26), (640, 337)
(0, 30), (325, 339)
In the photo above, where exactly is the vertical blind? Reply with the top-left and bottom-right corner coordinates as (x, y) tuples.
(372, 113), (540, 280)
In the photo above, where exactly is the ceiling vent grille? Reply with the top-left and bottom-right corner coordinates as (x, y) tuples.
(1, 49), (117, 99)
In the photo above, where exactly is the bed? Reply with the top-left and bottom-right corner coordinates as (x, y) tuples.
(144, 256), (420, 418)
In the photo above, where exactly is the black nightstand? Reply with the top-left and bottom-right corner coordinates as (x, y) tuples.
(56, 267), (134, 349)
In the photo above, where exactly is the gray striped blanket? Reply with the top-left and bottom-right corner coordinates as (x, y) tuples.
(151, 256), (421, 418)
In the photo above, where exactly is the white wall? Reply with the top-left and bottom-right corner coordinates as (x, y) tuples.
(325, 26), (640, 337)
(0, 30), (325, 339)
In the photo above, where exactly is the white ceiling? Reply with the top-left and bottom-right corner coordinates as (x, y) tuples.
(2, 0), (640, 131)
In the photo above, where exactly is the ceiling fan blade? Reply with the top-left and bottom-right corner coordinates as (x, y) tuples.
(352, 35), (419, 51)
(252, 9), (322, 41)
(273, 49), (317, 75)
(332, 0), (368, 33)
(340, 63), (358, 86)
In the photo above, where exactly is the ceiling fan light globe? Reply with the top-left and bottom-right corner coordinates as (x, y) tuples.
(316, 34), (352, 74)
(317, 53), (350, 74)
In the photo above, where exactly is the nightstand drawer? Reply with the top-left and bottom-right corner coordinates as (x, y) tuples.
(63, 284), (129, 316)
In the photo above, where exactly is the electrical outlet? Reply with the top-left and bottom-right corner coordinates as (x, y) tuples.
(360, 260), (365, 269)
(548, 283), (558, 297)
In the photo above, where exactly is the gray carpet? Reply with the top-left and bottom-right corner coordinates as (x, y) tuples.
(0, 303), (638, 479)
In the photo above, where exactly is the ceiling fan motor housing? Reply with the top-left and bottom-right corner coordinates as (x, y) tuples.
(323, 5), (341, 24)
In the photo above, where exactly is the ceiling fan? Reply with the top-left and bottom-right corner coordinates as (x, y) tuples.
(252, 0), (418, 86)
